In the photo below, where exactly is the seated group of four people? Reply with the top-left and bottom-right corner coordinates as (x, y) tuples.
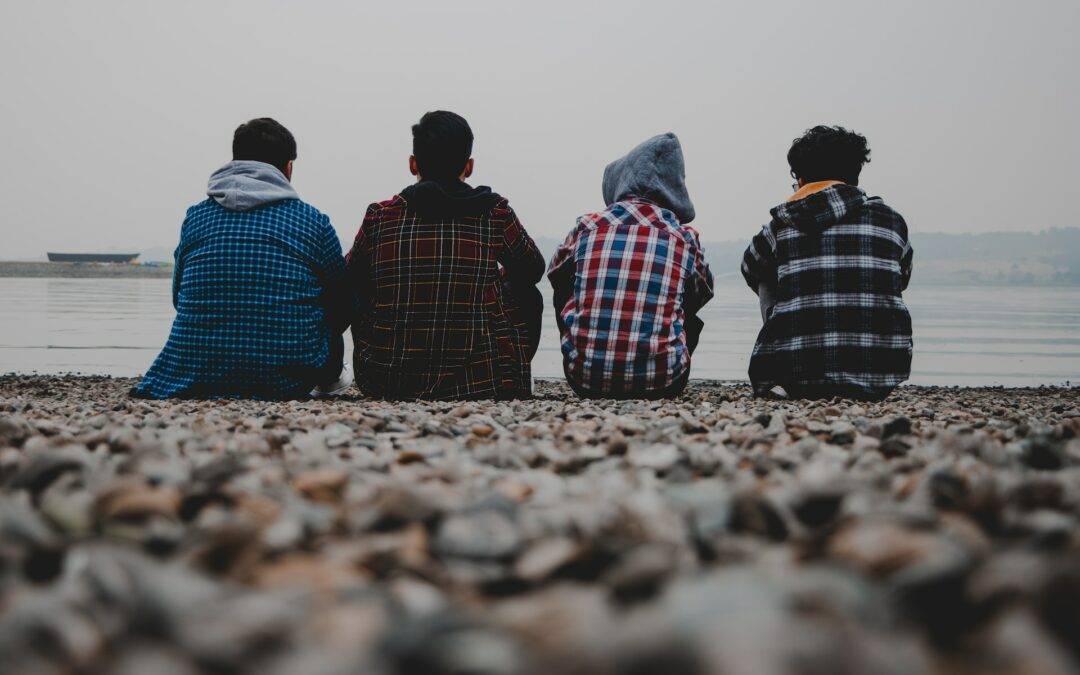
(133, 112), (913, 402)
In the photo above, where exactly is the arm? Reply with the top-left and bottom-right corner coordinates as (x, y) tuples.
(741, 223), (778, 294)
(546, 224), (582, 334)
(899, 222), (914, 291)
(344, 204), (378, 318)
(681, 226), (714, 316)
(901, 245), (913, 291)
(171, 244), (183, 310)
(495, 202), (545, 286)
(170, 215), (189, 310)
(312, 214), (351, 332)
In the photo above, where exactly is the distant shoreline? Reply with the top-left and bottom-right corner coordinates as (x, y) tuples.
(0, 261), (173, 279)
(1, 260), (1077, 287)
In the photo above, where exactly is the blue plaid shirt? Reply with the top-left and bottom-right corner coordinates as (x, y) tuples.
(134, 198), (347, 399)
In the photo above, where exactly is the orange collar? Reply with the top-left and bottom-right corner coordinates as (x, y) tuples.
(787, 180), (844, 203)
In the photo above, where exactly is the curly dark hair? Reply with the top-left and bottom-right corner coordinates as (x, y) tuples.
(787, 125), (871, 186)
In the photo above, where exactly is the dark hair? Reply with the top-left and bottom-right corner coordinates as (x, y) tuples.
(787, 125), (871, 186)
(412, 111), (473, 180)
(232, 118), (297, 175)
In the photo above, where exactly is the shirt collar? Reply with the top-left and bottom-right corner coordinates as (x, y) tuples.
(787, 180), (844, 203)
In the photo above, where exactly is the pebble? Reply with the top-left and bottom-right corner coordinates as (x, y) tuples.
(0, 374), (1076, 673)
(291, 468), (348, 503)
(435, 506), (523, 560)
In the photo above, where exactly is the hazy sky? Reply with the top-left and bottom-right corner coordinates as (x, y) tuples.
(1, 1), (1077, 259)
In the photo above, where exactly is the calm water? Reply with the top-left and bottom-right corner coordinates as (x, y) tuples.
(1, 277), (1078, 386)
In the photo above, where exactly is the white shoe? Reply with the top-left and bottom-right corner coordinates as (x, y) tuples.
(311, 362), (353, 398)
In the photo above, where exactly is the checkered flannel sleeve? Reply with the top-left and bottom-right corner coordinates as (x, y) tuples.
(345, 204), (379, 316)
(170, 211), (194, 310)
(682, 226), (714, 313)
(495, 203), (545, 284)
(900, 232), (914, 292)
(741, 223), (778, 293)
(171, 243), (182, 310)
(309, 214), (350, 331)
(546, 220), (584, 320)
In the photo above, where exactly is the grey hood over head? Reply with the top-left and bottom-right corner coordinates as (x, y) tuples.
(207, 160), (299, 212)
(602, 132), (695, 223)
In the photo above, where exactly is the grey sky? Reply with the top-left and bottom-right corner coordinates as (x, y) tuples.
(1, 0), (1077, 259)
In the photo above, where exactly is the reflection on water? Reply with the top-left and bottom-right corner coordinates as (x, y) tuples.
(1, 277), (1078, 386)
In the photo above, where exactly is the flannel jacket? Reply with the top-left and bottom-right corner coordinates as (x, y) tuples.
(742, 182), (913, 398)
(133, 198), (349, 400)
(346, 182), (544, 400)
(547, 198), (713, 395)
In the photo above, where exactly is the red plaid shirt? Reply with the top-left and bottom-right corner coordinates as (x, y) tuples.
(547, 198), (713, 394)
(346, 192), (544, 400)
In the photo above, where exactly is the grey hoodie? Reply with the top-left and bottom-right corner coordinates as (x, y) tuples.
(207, 160), (299, 212)
(602, 133), (695, 224)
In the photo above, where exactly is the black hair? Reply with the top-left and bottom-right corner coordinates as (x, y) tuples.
(412, 111), (474, 180)
(232, 118), (297, 175)
(787, 125), (871, 186)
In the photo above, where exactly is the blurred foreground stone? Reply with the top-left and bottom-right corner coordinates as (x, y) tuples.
(0, 375), (1077, 674)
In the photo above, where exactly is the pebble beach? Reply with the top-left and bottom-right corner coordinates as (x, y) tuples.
(1, 375), (1078, 674)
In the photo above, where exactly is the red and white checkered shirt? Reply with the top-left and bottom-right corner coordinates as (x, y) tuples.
(547, 198), (713, 395)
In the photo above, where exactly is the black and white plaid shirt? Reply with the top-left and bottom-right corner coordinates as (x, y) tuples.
(742, 183), (913, 399)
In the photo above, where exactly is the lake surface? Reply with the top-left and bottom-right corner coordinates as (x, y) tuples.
(1, 277), (1078, 387)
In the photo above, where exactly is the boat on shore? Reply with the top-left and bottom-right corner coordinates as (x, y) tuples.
(46, 252), (139, 263)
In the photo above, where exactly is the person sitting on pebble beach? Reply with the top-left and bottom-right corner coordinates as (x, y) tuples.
(346, 111), (545, 400)
(741, 125), (914, 400)
(133, 118), (353, 400)
(548, 133), (714, 399)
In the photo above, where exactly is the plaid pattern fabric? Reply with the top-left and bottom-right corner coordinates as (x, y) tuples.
(742, 184), (913, 398)
(547, 198), (713, 395)
(133, 198), (346, 400)
(347, 194), (544, 400)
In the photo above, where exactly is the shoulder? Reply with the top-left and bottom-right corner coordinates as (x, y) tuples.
(489, 194), (517, 221)
(364, 195), (406, 221)
(574, 204), (622, 231)
(753, 220), (780, 249)
(678, 224), (705, 248)
(649, 205), (686, 235)
(862, 196), (909, 240)
(184, 198), (217, 220)
(267, 200), (334, 242)
(285, 199), (330, 224)
(626, 201), (695, 246)
(180, 199), (224, 239)
(864, 196), (906, 224)
(471, 188), (518, 224)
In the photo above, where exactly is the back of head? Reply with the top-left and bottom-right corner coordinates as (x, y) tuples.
(787, 125), (870, 186)
(412, 111), (473, 181)
(232, 118), (297, 175)
(602, 133), (695, 224)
